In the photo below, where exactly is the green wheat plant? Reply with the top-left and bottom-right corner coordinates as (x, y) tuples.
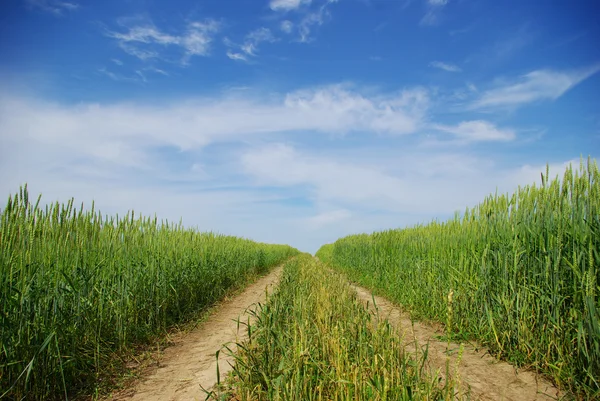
(223, 255), (462, 400)
(317, 157), (600, 398)
(0, 186), (298, 400)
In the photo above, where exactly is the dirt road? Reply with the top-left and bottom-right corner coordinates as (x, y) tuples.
(351, 283), (562, 401)
(109, 260), (563, 401)
(109, 266), (282, 401)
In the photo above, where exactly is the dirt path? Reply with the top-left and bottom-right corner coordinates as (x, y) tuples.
(350, 283), (562, 401)
(109, 267), (282, 401)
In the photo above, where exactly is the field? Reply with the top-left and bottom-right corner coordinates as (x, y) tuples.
(1, 158), (598, 400)
(317, 158), (600, 398)
(220, 255), (461, 400)
(0, 187), (298, 400)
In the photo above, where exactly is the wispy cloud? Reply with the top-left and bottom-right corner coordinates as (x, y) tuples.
(298, 0), (339, 42)
(98, 68), (145, 83)
(267, 0), (338, 43)
(280, 20), (294, 34)
(242, 28), (277, 56)
(226, 51), (249, 62)
(144, 66), (170, 76)
(492, 24), (536, 61)
(429, 61), (461, 72)
(270, 0), (312, 12)
(25, 0), (78, 15)
(106, 18), (221, 65)
(420, 0), (449, 26)
(471, 64), (600, 109)
(100, 67), (168, 84)
(116, 43), (159, 61)
(224, 28), (277, 62)
(433, 120), (516, 142)
(466, 24), (537, 65)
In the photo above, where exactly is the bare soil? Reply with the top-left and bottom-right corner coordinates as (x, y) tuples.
(350, 283), (563, 401)
(108, 266), (282, 401)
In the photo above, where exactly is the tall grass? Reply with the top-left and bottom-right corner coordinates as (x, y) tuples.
(223, 255), (461, 400)
(317, 158), (600, 397)
(0, 186), (298, 400)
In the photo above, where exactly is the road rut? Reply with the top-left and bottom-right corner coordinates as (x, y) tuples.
(109, 267), (282, 401)
(351, 283), (562, 400)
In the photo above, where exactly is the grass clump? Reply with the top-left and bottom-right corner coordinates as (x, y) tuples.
(0, 186), (298, 400)
(317, 158), (600, 398)
(224, 255), (459, 400)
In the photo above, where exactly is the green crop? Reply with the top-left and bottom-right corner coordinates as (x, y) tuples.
(317, 158), (600, 398)
(0, 186), (298, 400)
(224, 255), (461, 400)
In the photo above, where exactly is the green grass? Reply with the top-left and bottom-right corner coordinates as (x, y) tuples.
(0, 186), (299, 400)
(317, 158), (600, 398)
(220, 255), (461, 400)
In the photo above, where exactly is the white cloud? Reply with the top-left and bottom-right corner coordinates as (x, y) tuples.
(0, 85), (428, 171)
(420, 0), (448, 26)
(98, 68), (144, 83)
(144, 66), (169, 76)
(298, 8), (326, 42)
(267, 0), (338, 42)
(472, 65), (600, 109)
(297, 0), (339, 42)
(240, 143), (573, 222)
(280, 20), (294, 34)
(270, 0), (311, 12)
(282, 85), (429, 134)
(224, 28), (277, 61)
(429, 61), (461, 72)
(25, 0), (78, 15)
(1, 83), (580, 253)
(182, 21), (221, 58)
(246, 28), (276, 44)
(226, 51), (249, 61)
(306, 209), (351, 228)
(241, 144), (415, 210)
(106, 18), (220, 64)
(109, 25), (177, 45)
(0, 86), (419, 253)
(242, 28), (277, 56)
(117, 42), (159, 61)
(433, 120), (516, 142)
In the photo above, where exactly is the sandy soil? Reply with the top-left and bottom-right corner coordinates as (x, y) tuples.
(108, 266), (282, 401)
(350, 283), (563, 401)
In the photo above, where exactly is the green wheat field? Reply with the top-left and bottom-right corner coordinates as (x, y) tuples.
(1, 158), (598, 400)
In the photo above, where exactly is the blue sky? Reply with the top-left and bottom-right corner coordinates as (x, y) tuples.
(1, 0), (599, 253)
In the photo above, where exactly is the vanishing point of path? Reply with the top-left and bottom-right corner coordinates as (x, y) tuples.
(109, 266), (283, 401)
(351, 283), (562, 401)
